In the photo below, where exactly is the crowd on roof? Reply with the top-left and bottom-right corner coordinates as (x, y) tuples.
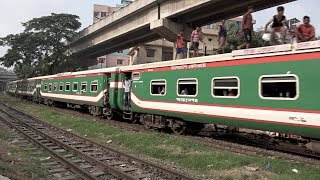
(174, 5), (316, 58)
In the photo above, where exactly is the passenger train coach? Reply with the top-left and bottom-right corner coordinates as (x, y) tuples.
(5, 40), (320, 147)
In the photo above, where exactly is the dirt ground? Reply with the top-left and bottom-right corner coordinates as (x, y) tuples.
(0, 139), (30, 179)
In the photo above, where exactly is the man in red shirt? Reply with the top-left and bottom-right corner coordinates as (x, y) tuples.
(237, 6), (254, 50)
(295, 16), (316, 42)
(175, 31), (186, 60)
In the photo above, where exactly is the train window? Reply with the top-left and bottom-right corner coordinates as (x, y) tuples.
(81, 82), (87, 92)
(150, 80), (166, 96)
(73, 82), (78, 92)
(132, 73), (140, 80)
(259, 75), (298, 100)
(59, 83), (64, 91)
(53, 83), (58, 91)
(65, 83), (70, 91)
(212, 77), (239, 98)
(177, 78), (198, 96)
(91, 81), (98, 92)
(48, 83), (52, 92)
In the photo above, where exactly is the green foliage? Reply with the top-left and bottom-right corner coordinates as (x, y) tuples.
(224, 21), (268, 53)
(0, 13), (81, 79)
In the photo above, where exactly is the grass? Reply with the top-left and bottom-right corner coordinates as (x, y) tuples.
(1, 93), (320, 179)
(0, 125), (48, 179)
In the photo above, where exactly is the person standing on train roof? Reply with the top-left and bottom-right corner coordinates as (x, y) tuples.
(295, 16), (316, 43)
(264, 6), (292, 45)
(123, 75), (131, 109)
(191, 26), (205, 57)
(217, 20), (227, 54)
(175, 31), (186, 60)
(237, 6), (254, 50)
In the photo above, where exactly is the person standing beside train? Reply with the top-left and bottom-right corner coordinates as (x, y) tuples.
(237, 6), (254, 50)
(123, 75), (132, 109)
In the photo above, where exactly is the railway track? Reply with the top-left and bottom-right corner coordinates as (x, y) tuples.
(0, 103), (193, 180)
(36, 101), (320, 165)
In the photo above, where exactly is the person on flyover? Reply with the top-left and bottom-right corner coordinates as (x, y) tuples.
(175, 31), (186, 60)
(295, 16), (316, 43)
(191, 26), (206, 57)
(237, 6), (254, 50)
(264, 6), (292, 45)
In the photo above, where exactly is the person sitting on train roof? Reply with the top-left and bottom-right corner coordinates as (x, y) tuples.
(264, 6), (292, 45)
(237, 6), (254, 50)
(295, 16), (316, 43)
(175, 31), (186, 60)
(217, 20), (227, 54)
(191, 26), (205, 57)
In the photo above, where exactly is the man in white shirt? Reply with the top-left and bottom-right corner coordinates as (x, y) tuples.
(123, 75), (132, 109)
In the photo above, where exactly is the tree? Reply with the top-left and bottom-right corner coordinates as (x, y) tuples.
(0, 13), (81, 79)
(224, 21), (267, 53)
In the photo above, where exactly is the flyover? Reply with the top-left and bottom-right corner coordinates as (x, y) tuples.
(0, 73), (18, 91)
(68, 0), (295, 62)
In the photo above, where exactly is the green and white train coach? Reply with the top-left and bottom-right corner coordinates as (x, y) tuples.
(6, 40), (320, 145)
(121, 42), (320, 139)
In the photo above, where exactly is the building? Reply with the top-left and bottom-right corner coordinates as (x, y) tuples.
(89, 4), (130, 69)
(93, 4), (119, 24)
(88, 50), (130, 70)
(116, 0), (135, 7)
(128, 39), (174, 65)
(287, 18), (300, 32)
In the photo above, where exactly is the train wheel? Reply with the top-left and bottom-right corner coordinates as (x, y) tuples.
(105, 110), (113, 120)
(132, 114), (140, 124)
(171, 121), (187, 135)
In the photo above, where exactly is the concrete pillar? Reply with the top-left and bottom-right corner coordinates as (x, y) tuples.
(150, 18), (193, 42)
(151, 18), (192, 61)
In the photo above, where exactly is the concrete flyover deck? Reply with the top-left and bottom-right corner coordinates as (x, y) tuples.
(67, 0), (295, 60)
(0, 73), (18, 91)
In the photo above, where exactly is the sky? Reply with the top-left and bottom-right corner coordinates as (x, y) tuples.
(0, 0), (319, 68)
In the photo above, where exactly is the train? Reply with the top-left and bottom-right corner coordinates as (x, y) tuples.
(5, 40), (320, 149)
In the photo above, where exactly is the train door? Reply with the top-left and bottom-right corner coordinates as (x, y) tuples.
(123, 72), (133, 120)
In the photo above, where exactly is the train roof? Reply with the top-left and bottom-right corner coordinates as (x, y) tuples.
(9, 40), (320, 82)
(28, 67), (119, 80)
(120, 41), (320, 72)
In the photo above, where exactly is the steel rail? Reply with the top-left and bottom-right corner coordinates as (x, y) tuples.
(0, 108), (98, 180)
(0, 103), (194, 180)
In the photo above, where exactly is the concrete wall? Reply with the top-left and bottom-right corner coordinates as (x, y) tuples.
(89, 53), (130, 69)
(131, 39), (175, 64)
(104, 54), (130, 67)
